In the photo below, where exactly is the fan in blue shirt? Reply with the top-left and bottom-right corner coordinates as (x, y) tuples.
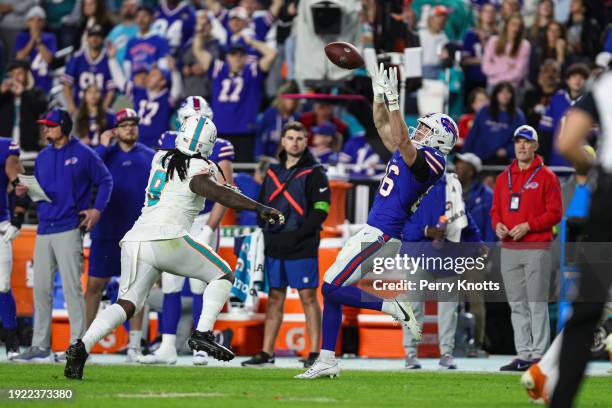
(15, 25), (57, 93)
(152, 0), (196, 56)
(124, 6), (170, 79)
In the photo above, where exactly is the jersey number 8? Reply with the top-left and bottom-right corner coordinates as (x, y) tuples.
(147, 170), (167, 206)
(379, 164), (399, 197)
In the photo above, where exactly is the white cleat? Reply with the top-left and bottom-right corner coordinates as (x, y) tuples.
(137, 348), (177, 365)
(193, 350), (208, 366)
(393, 300), (422, 341)
(126, 347), (144, 363)
(294, 358), (340, 379)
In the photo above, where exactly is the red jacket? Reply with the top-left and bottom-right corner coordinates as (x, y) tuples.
(490, 155), (562, 246)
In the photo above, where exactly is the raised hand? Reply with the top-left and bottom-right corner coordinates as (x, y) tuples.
(383, 67), (399, 111)
(366, 61), (386, 103)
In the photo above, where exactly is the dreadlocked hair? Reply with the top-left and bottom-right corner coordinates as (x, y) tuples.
(160, 149), (202, 182)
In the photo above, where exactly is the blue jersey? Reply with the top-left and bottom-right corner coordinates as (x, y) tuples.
(367, 146), (446, 239)
(125, 32), (170, 74)
(81, 110), (115, 146)
(220, 9), (275, 42)
(91, 143), (155, 240)
(234, 172), (260, 225)
(311, 148), (337, 165)
(210, 60), (265, 134)
(539, 90), (581, 166)
(255, 106), (298, 158)
(338, 135), (382, 178)
(152, 1), (196, 55)
(0, 139), (20, 223)
(61, 49), (116, 106)
(130, 85), (174, 148)
(106, 23), (139, 66)
(14, 32), (57, 93)
(461, 28), (487, 84)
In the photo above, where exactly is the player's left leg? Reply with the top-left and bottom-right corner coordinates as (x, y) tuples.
(0, 238), (18, 359)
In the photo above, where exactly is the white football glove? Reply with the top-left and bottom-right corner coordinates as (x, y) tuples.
(383, 67), (400, 111)
(366, 60), (386, 103)
(0, 223), (19, 244)
(199, 225), (215, 247)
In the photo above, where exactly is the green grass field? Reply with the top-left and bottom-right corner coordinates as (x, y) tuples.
(0, 363), (610, 407)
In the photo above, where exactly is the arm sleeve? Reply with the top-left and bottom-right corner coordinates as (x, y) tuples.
(89, 152), (113, 212)
(409, 149), (431, 182)
(573, 91), (599, 123)
(527, 172), (563, 231)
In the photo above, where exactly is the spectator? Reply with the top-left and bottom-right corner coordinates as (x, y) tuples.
(242, 122), (329, 369)
(482, 13), (531, 89)
(12, 108), (113, 363)
(62, 25), (117, 115)
(299, 101), (350, 144)
(528, 21), (570, 86)
(0, 0), (37, 59)
(419, 5), (449, 80)
(461, 3), (497, 98)
(43, 0), (80, 50)
(14, 7), (58, 94)
(180, 11), (222, 100)
(490, 125), (562, 371)
(522, 60), (561, 128)
(338, 134), (381, 179)
(209, 0), (284, 43)
(463, 81), (526, 164)
(192, 26), (276, 162)
(73, 0), (114, 50)
(402, 172), (484, 370)
(234, 158), (270, 226)
(85, 108), (155, 362)
(457, 87), (489, 149)
(539, 62), (590, 166)
(411, 0), (473, 41)
(500, 0), (521, 22)
(527, 0), (554, 45)
(256, 80), (300, 159)
(124, 6), (170, 83)
(0, 60), (47, 156)
(106, 0), (140, 67)
(310, 122), (341, 164)
(73, 84), (115, 146)
(152, 0), (196, 57)
(565, 0), (601, 61)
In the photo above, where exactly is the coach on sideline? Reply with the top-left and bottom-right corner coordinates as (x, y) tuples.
(13, 108), (113, 362)
(242, 122), (330, 369)
(491, 125), (562, 372)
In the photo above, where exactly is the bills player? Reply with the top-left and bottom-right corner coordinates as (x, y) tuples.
(296, 63), (458, 379)
(152, 0), (196, 57)
(0, 139), (25, 359)
(139, 96), (235, 365)
(64, 115), (284, 379)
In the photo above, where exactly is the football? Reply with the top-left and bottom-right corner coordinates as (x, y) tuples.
(324, 42), (365, 70)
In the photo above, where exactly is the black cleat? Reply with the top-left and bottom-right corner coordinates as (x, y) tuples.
(188, 330), (235, 362)
(64, 340), (89, 380)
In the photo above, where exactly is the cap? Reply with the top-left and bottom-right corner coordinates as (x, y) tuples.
(229, 7), (248, 20)
(432, 5), (449, 16)
(312, 122), (338, 137)
(116, 108), (139, 125)
(7, 59), (30, 72)
(38, 108), (73, 135)
(87, 24), (105, 37)
(26, 6), (46, 20)
(454, 152), (482, 173)
(513, 125), (538, 142)
(226, 43), (247, 55)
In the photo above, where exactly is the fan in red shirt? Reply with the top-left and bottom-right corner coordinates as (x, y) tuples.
(299, 101), (349, 145)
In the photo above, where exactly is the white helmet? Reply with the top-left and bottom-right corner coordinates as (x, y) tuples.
(178, 96), (214, 123)
(176, 115), (217, 158)
(409, 112), (458, 155)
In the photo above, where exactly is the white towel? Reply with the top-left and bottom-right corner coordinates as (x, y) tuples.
(444, 173), (468, 243)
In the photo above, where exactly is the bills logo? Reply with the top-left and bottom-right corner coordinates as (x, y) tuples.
(65, 157), (78, 166)
(440, 117), (458, 144)
(526, 182), (539, 189)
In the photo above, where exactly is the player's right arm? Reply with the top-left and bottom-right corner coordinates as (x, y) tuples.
(190, 172), (284, 224)
(367, 60), (395, 152)
(384, 67), (417, 166)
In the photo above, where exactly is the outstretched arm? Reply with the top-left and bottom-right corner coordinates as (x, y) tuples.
(384, 67), (417, 166)
(367, 60), (395, 152)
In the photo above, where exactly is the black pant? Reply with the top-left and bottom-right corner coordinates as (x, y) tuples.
(551, 171), (612, 408)
(219, 132), (256, 163)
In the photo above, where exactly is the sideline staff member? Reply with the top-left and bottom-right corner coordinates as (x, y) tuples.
(242, 122), (330, 369)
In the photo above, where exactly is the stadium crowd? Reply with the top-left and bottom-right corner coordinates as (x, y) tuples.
(0, 0), (611, 376)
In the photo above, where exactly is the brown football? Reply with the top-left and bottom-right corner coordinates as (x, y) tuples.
(324, 42), (365, 70)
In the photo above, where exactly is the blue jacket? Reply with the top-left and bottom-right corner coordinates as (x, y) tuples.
(35, 138), (113, 235)
(464, 181), (496, 243)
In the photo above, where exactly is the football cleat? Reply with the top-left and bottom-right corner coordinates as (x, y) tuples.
(188, 330), (234, 362)
(64, 340), (89, 380)
(392, 300), (422, 341)
(193, 350), (209, 366)
(295, 358), (340, 379)
(137, 347), (177, 365)
(5, 329), (20, 360)
(521, 363), (549, 404)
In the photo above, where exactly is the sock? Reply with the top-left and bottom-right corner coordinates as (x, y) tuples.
(321, 282), (383, 311)
(83, 304), (127, 353)
(320, 349), (335, 361)
(162, 292), (181, 335)
(381, 301), (398, 316)
(0, 290), (17, 330)
(321, 296), (343, 352)
(129, 330), (142, 349)
(196, 279), (231, 332)
(192, 293), (203, 328)
(159, 334), (177, 351)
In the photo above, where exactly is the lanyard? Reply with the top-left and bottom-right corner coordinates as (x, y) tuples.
(507, 164), (543, 194)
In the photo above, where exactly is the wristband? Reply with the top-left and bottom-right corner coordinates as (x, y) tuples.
(388, 101), (400, 111)
(374, 93), (384, 103)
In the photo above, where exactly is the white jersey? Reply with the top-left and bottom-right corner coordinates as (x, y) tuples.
(122, 151), (217, 242)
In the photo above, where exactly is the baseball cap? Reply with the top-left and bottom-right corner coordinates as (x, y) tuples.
(116, 108), (140, 125)
(87, 24), (105, 37)
(454, 152), (482, 173)
(229, 7), (248, 20)
(38, 108), (73, 135)
(26, 6), (46, 20)
(513, 125), (538, 142)
(432, 5), (449, 16)
(312, 122), (338, 137)
(226, 43), (247, 55)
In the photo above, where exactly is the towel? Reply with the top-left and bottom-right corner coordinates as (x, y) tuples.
(444, 172), (468, 243)
(231, 229), (267, 307)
